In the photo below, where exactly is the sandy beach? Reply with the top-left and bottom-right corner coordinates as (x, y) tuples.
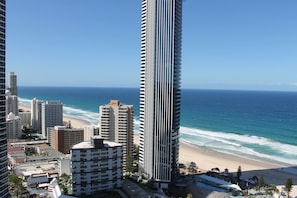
(134, 133), (297, 196)
(19, 104), (297, 196)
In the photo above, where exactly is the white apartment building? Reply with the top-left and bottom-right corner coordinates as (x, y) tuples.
(71, 136), (122, 196)
(41, 101), (63, 138)
(31, 98), (44, 131)
(6, 112), (21, 139)
(83, 125), (100, 141)
(99, 100), (133, 170)
(19, 111), (31, 127)
(5, 90), (18, 116)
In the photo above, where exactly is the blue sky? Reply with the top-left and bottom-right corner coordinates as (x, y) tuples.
(6, 0), (297, 91)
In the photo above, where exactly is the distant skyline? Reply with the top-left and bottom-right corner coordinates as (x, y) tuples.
(6, 0), (297, 91)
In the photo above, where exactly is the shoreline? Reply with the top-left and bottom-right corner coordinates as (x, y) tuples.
(180, 138), (297, 195)
(19, 104), (297, 196)
(135, 133), (297, 196)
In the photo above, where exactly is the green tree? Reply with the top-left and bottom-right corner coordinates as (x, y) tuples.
(125, 155), (133, 173)
(258, 175), (264, 189)
(8, 173), (23, 197)
(134, 144), (139, 160)
(285, 177), (293, 198)
(237, 166), (242, 181)
(59, 173), (71, 195)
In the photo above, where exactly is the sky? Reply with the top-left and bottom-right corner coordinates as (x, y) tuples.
(6, 0), (297, 91)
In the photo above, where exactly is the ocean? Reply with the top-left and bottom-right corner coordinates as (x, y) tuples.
(18, 86), (297, 166)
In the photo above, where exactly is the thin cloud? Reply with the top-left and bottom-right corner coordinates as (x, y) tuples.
(288, 82), (297, 86)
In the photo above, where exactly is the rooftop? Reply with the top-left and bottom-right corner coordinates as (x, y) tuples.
(72, 139), (122, 149)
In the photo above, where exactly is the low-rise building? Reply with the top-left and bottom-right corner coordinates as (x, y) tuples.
(71, 136), (123, 196)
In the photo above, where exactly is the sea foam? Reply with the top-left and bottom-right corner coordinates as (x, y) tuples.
(179, 126), (297, 165)
(18, 97), (297, 166)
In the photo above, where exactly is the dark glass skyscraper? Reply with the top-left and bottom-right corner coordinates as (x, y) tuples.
(139, 0), (182, 187)
(0, 0), (8, 196)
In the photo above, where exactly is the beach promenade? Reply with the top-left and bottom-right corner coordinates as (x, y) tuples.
(19, 105), (297, 196)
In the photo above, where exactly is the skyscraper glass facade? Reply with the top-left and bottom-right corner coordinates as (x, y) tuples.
(0, 0), (8, 196)
(139, 0), (182, 185)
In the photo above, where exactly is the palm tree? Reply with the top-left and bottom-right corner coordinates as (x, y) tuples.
(258, 175), (264, 190)
(285, 177), (293, 198)
(237, 166), (242, 182)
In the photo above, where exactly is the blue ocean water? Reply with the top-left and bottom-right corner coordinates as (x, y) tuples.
(18, 86), (297, 166)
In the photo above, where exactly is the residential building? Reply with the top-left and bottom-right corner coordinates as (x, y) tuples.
(6, 112), (21, 139)
(48, 126), (84, 154)
(99, 100), (133, 170)
(71, 136), (122, 196)
(84, 125), (100, 141)
(58, 157), (70, 176)
(31, 98), (44, 131)
(0, 1), (9, 194)
(19, 111), (31, 127)
(5, 90), (18, 116)
(41, 101), (63, 138)
(9, 71), (17, 96)
(139, 0), (182, 187)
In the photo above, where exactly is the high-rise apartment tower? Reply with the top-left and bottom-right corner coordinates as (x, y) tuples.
(31, 98), (44, 131)
(139, 0), (182, 187)
(0, 0), (8, 196)
(41, 101), (63, 138)
(99, 100), (134, 170)
(9, 72), (17, 96)
(5, 90), (18, 116)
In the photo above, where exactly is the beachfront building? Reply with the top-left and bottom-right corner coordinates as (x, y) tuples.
(84, 125), (100, 141)
(19, 111), (31, 127)
(6, 112), (22, 139)
(0, 3), (8, 193)
(41, 101), (63, 138)
(48, 126), (84, 154)
(5, 90), (18, 116)
(9, 72), (17, 96)
(99, 100), (134, 170)
(70, 136), (123, 196)
(139, 0), (182, 188)
(31, 98), (44, 131)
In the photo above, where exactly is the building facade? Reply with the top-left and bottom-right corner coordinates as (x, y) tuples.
(41, 101), (63, 138)
(5, 90), (18, 116)
(18, 111), (31, 127)
(31, 98), (44, 131)
(139, 0), (182, 186)
(71, 136), (122, 196)
(83, 125), (100, 141)
(6, 112), (21, 139)
(9, 72), (17, 96)
(0, 1), (8, 196)
(99, 100), (133, 170)
(48, 126), (84, 154)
